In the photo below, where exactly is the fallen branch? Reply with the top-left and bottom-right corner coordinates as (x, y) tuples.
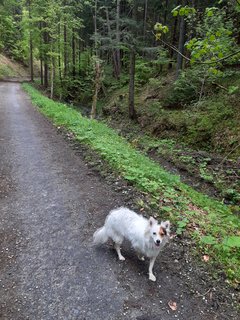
(212, 82), (228, 91)
(196, 288), (212, 297)
(217, 143), (240, 168)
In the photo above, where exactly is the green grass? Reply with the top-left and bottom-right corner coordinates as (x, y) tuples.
(22, 83), (240, 285)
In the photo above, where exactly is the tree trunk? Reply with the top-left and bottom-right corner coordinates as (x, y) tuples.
(78, 30), (82, 75)
(168, 14), (178, 70)
(39, 21), (43, 85)
(29, 34), (33, 81)
(105, 7), (119, 79)
(44, 62), (48, 88)
(28, 0), (34, 82)
(176, 2), (186, 77)
(40, 58), (43, 85)
(72, 29), (76, 78)
(93, 0), (98, 56)
(128, 50), (136, 120)
(58, 23), (62, 85)
(163, 0), (168, 25)
(115, 0), (121, 76)
(50, 54), (55, 99)
(91, 60), (101, 119)
(143, 0), (148, 38)
(43, 21), (49, 88)
(64, 23), (67, 76)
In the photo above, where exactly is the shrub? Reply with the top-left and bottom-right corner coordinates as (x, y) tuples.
(163, 68), (203, 107)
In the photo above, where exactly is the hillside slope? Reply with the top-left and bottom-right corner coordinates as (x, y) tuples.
(100, 70), (240, 205)
(103, 71), (240, 160)
(0, 54), (29, 80)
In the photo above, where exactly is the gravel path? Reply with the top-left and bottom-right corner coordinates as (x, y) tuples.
(0, 83), (238, 320)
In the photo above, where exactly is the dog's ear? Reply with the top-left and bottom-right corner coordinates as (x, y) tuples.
(149, 216), (157, 226)
(163, 220), (170, 231)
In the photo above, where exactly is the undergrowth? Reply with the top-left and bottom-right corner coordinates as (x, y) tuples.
(22, 83), (240, 286)
(0, 64), (16, 78)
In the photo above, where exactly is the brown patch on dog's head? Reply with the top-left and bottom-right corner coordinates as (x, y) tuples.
(159, 226), (167, 237)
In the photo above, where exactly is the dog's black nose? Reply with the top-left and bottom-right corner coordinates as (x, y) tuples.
(156, 239), (160, 244)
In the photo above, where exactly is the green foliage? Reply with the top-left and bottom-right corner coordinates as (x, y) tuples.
(0, 9), (20, 57)
(176, 218), (189, 235)
(163, 68), (202, 106)
(199, 163), (214, 183)
(154, 23), (169, 40)
(200, 235), (217, 245)
(223, 236), (240, 248)
(0, 64), (16, 78)
(135, 57), (153, 85)
(185, 7), (238, 69)
(23, 83), (240, 284)
(228, 85), (239, 94)
(171, 5), (196, 17)
(154, 23), (169, 34)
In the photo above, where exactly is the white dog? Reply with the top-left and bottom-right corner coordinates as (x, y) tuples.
(93, 207), (170, 281)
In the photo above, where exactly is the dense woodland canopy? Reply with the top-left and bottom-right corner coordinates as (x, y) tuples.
(0, 0), (240, 118)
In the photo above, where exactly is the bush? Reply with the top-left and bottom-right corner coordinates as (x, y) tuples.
(163, 68), (202, 107)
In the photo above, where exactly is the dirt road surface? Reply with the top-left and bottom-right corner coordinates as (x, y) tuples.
(0, 83), (238, 320)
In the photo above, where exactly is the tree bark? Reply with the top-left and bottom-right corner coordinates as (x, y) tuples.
(58, 23), (62, 85)
(50, 54), (55, 99)
(176, 1), (186, 77)
(105, 7), (119, 79)
(115, 0), (121, 76)
(128, 50), (136, 120)
(143, 0), (148, 38)
(91, 60), (101, 119)
(43, 21), (49, 88)
(93, 0), (98, 56)
(72, 29), (76, 78)
(28, 0), (34, 82)
(168, 14), (178, 70)
(163, 0), (168, 26)
(63, 23), (67, 76)
(63, 0), (68, 77)
(39, 21), (43, 85)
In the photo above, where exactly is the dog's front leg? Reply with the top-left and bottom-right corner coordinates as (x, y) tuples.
(149, 257), (157, 281)
(115, 243), (125, 261)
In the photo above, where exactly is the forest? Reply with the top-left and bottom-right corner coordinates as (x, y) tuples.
(0, 0), (240, 285)
(0, 1), (239, 109)
(1, 0), (239, 200)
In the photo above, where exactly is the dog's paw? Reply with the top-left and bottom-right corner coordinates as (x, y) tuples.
(119, 256), (126, 261)
(138, 255), (145, 261)
(149, 273), (156, 282)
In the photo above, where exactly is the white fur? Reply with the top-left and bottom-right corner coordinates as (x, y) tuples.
(93, 207), (170, 281)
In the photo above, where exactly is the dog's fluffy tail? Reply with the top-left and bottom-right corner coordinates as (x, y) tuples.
(93, 226), (109, 245)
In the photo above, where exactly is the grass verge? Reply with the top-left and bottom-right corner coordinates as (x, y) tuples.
(22, 83), (240, 285)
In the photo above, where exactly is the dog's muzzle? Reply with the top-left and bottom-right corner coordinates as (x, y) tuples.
(155, 239), (161, 246)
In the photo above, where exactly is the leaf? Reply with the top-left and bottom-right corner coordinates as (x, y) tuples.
(177, 220), (188, 228)
(172, 10), (178, 17)
(228, 86), (239, 94)
(168, 300), (177, 311)
(207, 11), (213, 17)
(223, 236), (240, 248)
(209, 35), (216, 41)
(179, 7), (186, 16)
(200, 235), (217, 245)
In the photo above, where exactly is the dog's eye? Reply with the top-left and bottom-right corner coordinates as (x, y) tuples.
(153, 232), (156, 235)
